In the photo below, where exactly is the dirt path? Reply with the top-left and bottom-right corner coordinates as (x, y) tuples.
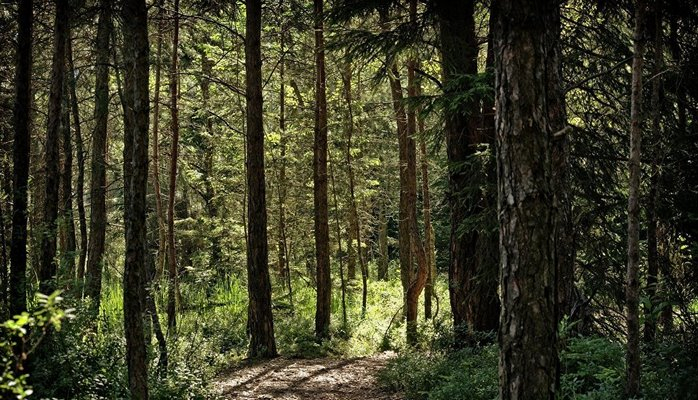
(216, 352), (401, 399)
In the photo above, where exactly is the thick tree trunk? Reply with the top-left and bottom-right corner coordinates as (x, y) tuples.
(66, 33), (88, 281)
(9, 0), (33, 318)
(494, 0), (561, 398)
(313, 0), (331, 340)
(246, 0), (278, 358)
(626, 1), (647, 396)
(166, 0), (181, 336)
(39, 0), (69, 294)
(436, 0), (499, 339)
(120, 0), (150, 397)
(85, 0), (112, 308)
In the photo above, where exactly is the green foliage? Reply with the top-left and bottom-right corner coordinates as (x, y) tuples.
(559, 337), (625, 399)
(1, 292), (73, 399)
(378, 345), (498, 400)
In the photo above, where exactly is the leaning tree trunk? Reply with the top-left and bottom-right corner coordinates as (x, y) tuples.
(85, 0), (112, 308)
(626, 1), (647, 396)
(9, 0), (33, 318)
(494, 0), (562, 398)
(120, 0), (150, 397)
(313, 0), (331, 340)
(245, 0), (278, 358)
(39, 0), (69, 294)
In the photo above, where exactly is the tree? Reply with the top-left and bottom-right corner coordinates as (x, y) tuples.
(626, 0), (647, 396)
(245, 0), (277, 358)
(9, 0), (33, 318)
(39, 0), (69, 294)
(436, 0), (499, 339)
(314, 0), (331, 340)
(494, 0), (562, 397)
(120, 0), (150, 396)
(166, 0), (181, 336)
(85, 0), (112, 308)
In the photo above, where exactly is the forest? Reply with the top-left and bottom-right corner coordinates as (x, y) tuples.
(1, 0), (697, 398)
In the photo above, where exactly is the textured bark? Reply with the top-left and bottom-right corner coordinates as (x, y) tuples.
(166, 0), (181, 336)
(313, 0), (331, 339)
(644, 3), (663, 345)
(66, 33), (88, 280)
(39, 0), (69, 294)
(625, 1), (647, 397)
(276, 28), (292, 305)
(9, 0), (32, 317)
(494, 0), (561, 398)
(436, 0), (499, 337)
(121, 0), (150, 396)
(85, 0), (112, 307)
(246, 0), (278, 358)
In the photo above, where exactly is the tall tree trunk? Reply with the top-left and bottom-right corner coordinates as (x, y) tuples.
(151, 3), (167, 280)
(644, 2), (663, 345)
(120, 0), (150, 397)
(403, 1), (429, 343)
(329, 152), (348, 328)
(60, 67), (77, 279)
(341, 62), (368, 316)
(494, 0), (561, 397)
(277, 15), (292, 306)
(419, 129), (435, 320)
(245, 0), (278, 358)
(387, 61), (411, 316)
(436, 0), (499, 341)
(166, 0), (181, 336)
(313, 0), (331, 340)
(9, 0), (33, 318)
(67, 33), (88, 281)
(85, 0), (112, 308)
(39, 0), (69, 294)
(625, 1), (647, 396)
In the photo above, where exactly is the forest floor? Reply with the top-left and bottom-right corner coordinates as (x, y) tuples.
(215, 351), (402, 399)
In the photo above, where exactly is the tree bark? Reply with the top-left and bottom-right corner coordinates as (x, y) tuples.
(120, 0), (150, 396)
(625, 1), (647, 396)
(419, 129), (435, 320)
(377, 198), (389, 281)
(166, 0), (181, 336)
(245, 0), (278, 358)
(85, 0), (112, 308)
(313, 0), (331, 340)
(39, 0), (69, 294)
(494, 0), (561, 397)
(329, 152), (348, 328)
(66, 33), (88, 281)
(436, 0), (499, 339)
(9, 0), (33, 317)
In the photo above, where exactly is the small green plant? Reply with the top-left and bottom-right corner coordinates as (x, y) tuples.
(1, 292), (73, 399)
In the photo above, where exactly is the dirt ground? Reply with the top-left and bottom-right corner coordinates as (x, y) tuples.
(215, 352), (402, 399)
